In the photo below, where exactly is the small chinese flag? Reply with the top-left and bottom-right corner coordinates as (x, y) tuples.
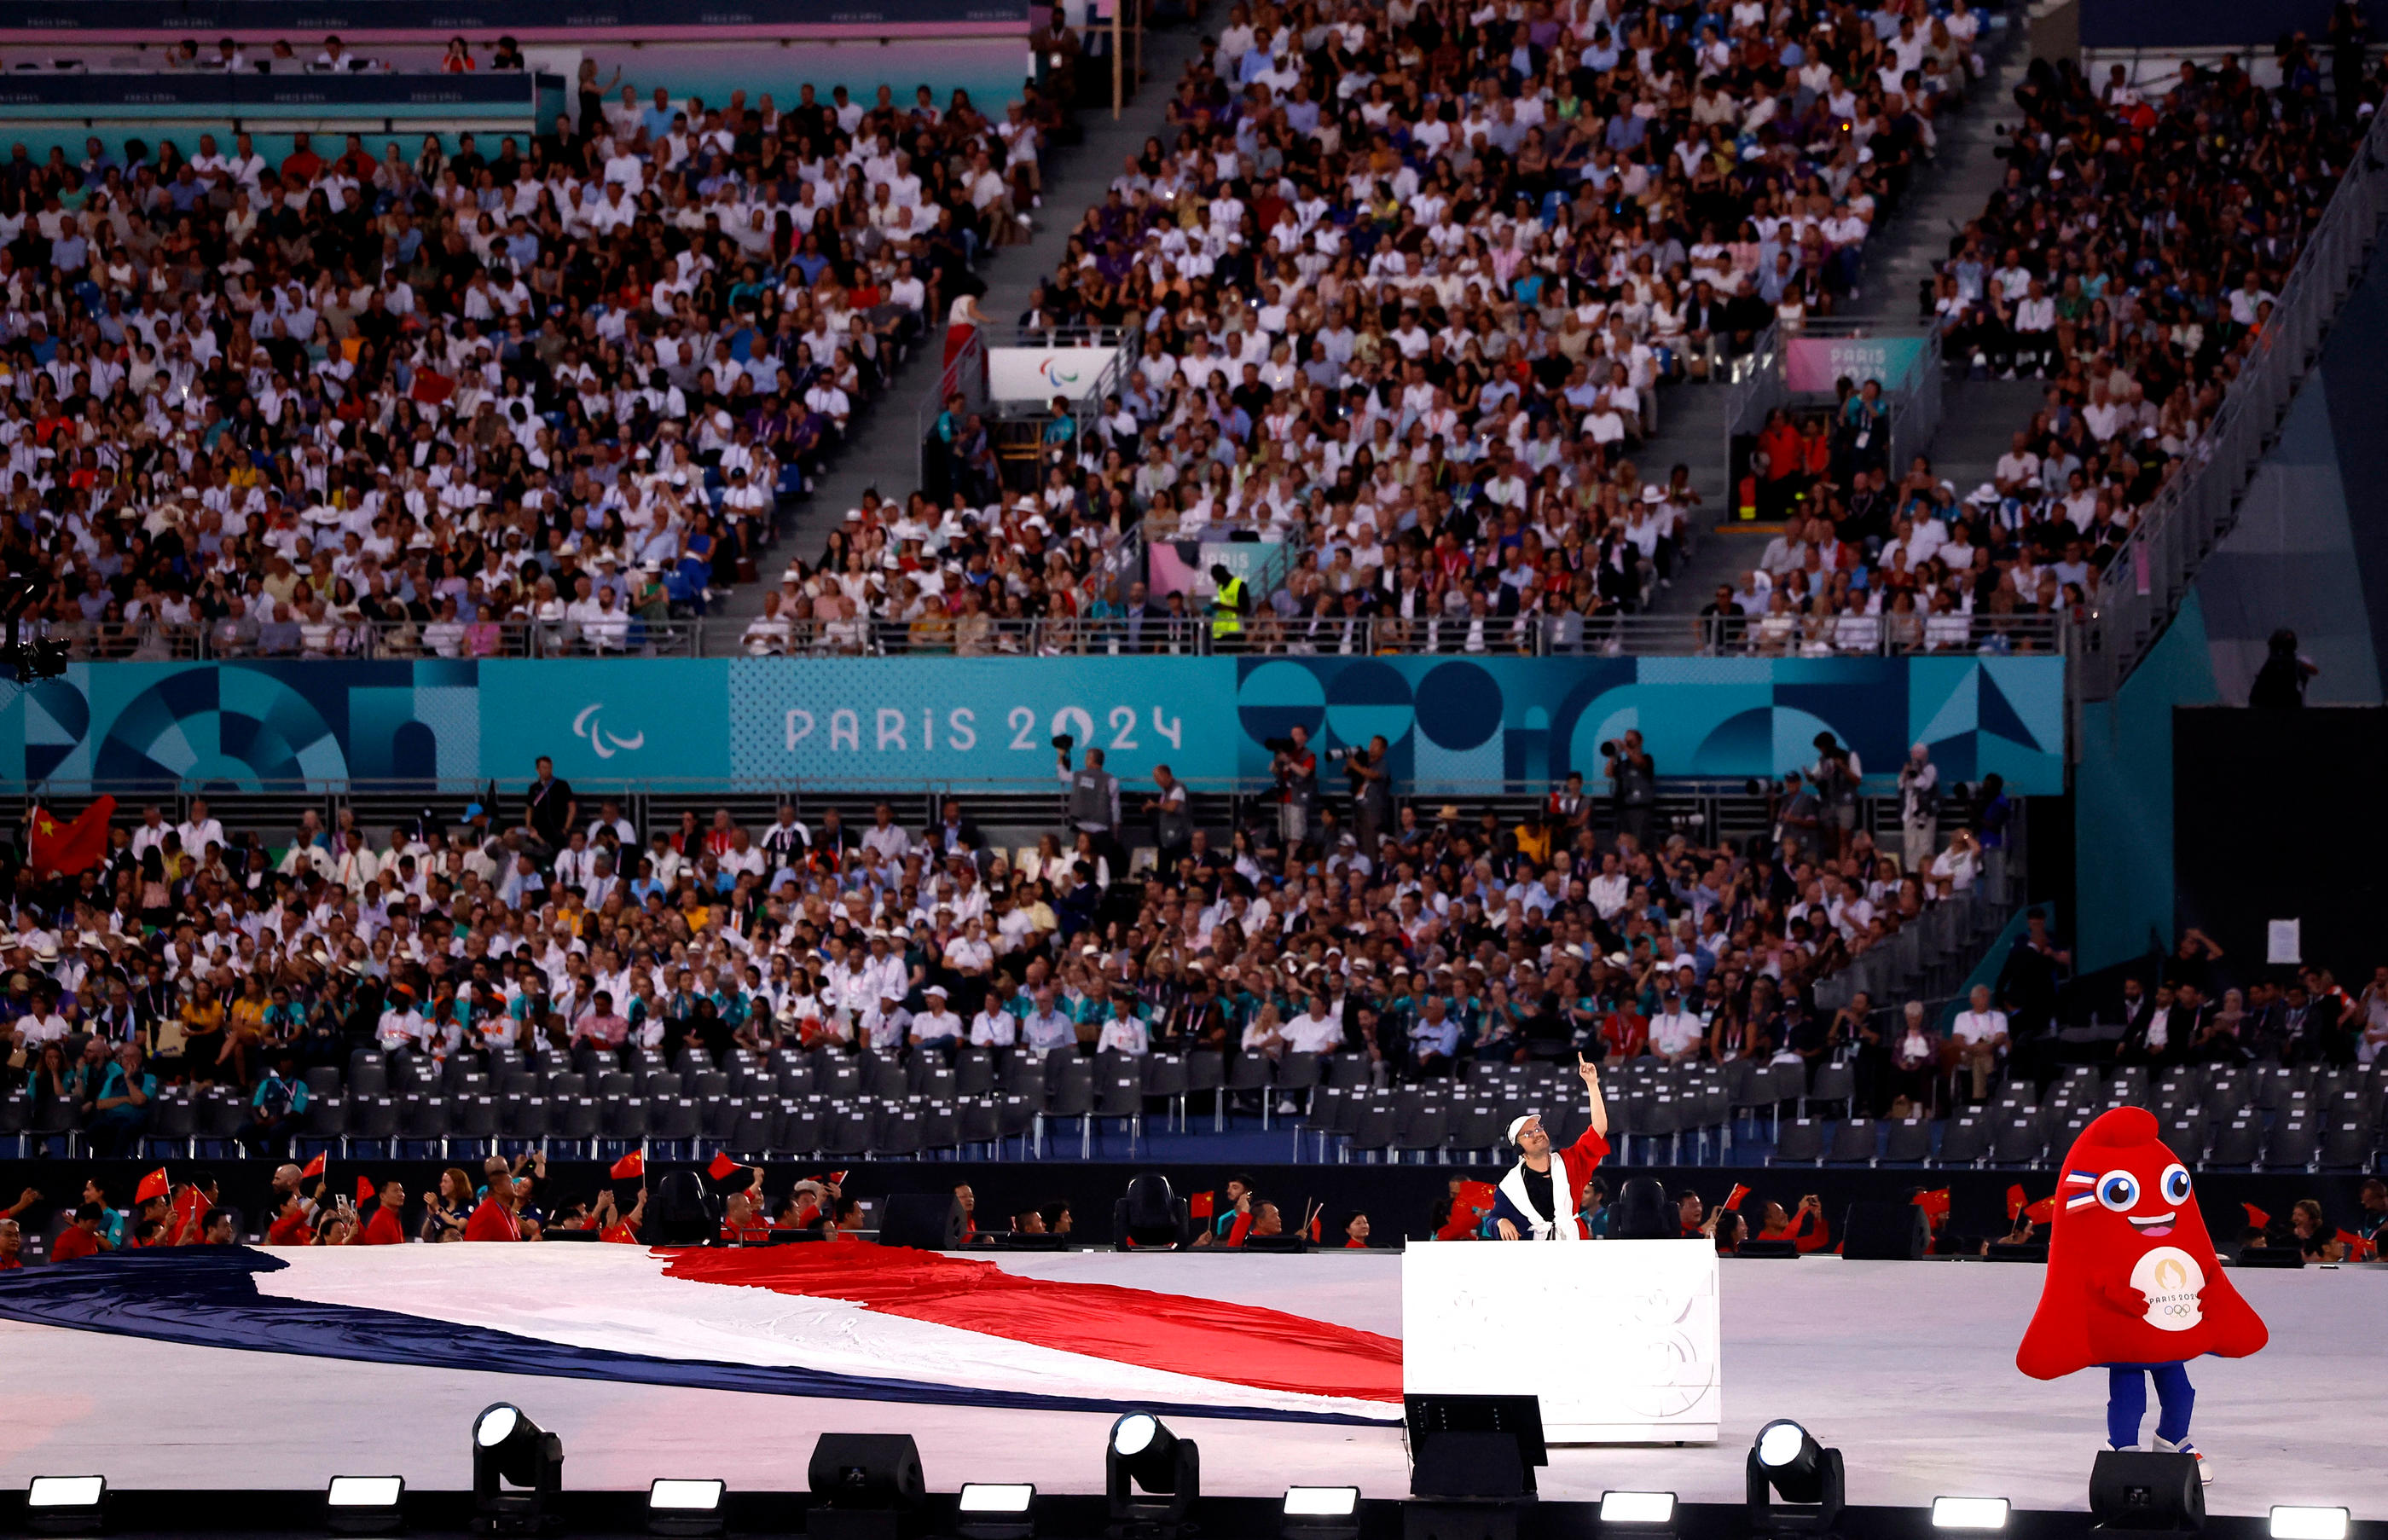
(2024, 1195), (2056, 1224)
(1914, 1188), (1951, 1225)
(136, 1168), (170, 1205)
(301, 1152), (327, 1179)
(611, 1151), (646, 1181)
(1189, 1190), (1214, 1221)
(1724, 1184), (1751, 1211)
(357, 1177), (376, 1203)
(706, 1152), (742, 1182)
(2334, 1228), (2371, 1260)
(1307, 1211), (1322, 1242)
(2006, 1184), (2028, 1222)
(409, 369), (455, 405)
(2243, 1202), (2271, 1230)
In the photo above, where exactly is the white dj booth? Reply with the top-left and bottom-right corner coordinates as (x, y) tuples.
(1401, 1239), (1721, 1444)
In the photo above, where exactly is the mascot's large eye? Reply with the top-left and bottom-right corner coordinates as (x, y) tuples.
(2096, 1171), (2140, 1212)
(2161, 1164), (2191, 1205)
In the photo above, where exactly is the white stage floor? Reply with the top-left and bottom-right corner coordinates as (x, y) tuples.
(1, 1253), (2379, 1518)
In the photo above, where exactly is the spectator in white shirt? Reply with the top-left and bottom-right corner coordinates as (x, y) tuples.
(1946, 984), (2009, 1102)
(177, 798), (227, 861)
(1649, 990), (1705, 1062)
(910, 986), (964, 1053)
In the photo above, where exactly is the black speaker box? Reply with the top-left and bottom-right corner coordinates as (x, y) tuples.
(1840, 1201), (1927, 1259)
(877, 1193), (965, 1250)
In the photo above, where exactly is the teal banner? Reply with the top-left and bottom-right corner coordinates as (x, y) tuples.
(1232, 655), (2065, 794)
(0, 656), (2066, 794)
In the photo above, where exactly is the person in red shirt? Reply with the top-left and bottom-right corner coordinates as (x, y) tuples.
(720, 1190), (774, 1245)
(1343, 1213), (1372, 1248)
(358, 1181), (408, 1245)
(168, 1180), (218, 1245)
(1757, 1196), (1833, 1253)
(599, 1188), (645, 1244)
(51, 1203), (112, 1262)
(265, 1193), (315, 1247)
(1488, 1057), (1612, 1240)
(465, 1155), (526, 1242)
(0, 1218), (21, 1269)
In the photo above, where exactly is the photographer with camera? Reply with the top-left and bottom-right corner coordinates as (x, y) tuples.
(1603, 729), (1655, 853)
(1342, 734), (1394, 861)
(1267, 726), (1319, 851)
(1055, 735), (1123, 879)
(1808, 732), (1861, 860)
(1896, 743), (1939, 874)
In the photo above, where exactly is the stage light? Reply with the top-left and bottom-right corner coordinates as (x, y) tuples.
(1600, 1492), (1678, 1527)
(1106, 1412), (1199, 1537)
(958, 1484), (1036, 1540)
(1282, 1486), (1359, 1540)
(1932, 1498), (2009, 1531)
(647, 1480), (727, 1537)
(2088, 1450), (2204, 1532)
(327, 1476), (407, 1535)
(26, 1477), (106, 1536)
(2270, 1509), (2350, 1540)
(471, 1403), (564, 1536)
(1746, 1420), (1844, 1534)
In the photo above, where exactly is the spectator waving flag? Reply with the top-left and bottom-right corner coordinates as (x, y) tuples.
(611, 1152), (646, 1181)
(301, 1153), (327, 1180)
(27, 796), (115, 877)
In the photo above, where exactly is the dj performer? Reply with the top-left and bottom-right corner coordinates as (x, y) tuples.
(1490, 1055), (1612, 1240)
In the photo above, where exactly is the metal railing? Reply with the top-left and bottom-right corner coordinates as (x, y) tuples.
(51, 606), (2066, 663)
(1812, 803), (2028, 1019)
(915, 327), (989, 487)
(1720, 321), (1786, 481)
(53, 616), (712, 662)
(733, 610), (2066, 658)
(2077, 103), (2388, 703)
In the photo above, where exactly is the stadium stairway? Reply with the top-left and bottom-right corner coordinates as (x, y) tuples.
(1657, 20), (2028, 613)
(707, 21), (1215, 650)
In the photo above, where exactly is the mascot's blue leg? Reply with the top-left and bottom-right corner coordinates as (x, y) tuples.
(2106, 1366), (2147, 1450)
(2149, 1362), (2195, 1445)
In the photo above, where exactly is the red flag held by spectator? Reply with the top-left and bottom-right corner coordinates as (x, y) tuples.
(1188, 1190), (1214, 1221)
(706, 1153), (742, 1182)
(301, 1153), (327, 1179)
(1914, 1188), (1950, 1227)
(136, 1168), (170, 1205)
(611, 1152), (646, 1181)
(356, 1177), (376, 1203)
(2024, 1195), (2056, 1224)
(1724, 1184), (1751, 1211)
(409, 370), (455, 405)
(2243, 1202), (2271, 1230)
(2335, 1228), (2371, 1260)
(27, 796), (116, 877)
(1438, 1179), (1498, 1242)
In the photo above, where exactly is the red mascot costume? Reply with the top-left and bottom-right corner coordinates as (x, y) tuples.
(2017, 1108), (2266, 1484)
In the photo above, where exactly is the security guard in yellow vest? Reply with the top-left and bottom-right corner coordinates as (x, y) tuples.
(1208, 564), (1246, 646)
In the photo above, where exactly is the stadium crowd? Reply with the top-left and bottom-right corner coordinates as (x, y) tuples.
(1913, 45), (2388, 615)
(0, 727), (2019, 1158)
(0, 47), (1075, 659)
(766, 0), (2004, 657)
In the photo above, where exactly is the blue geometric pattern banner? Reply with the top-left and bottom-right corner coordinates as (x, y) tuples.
(0, 657), (2065, 794)
(1232, 656), (2065, 794)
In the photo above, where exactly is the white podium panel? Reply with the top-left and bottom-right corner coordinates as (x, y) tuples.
(1401, 1240), (1719, 1444)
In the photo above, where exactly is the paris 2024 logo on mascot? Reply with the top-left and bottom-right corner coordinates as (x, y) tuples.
(2016, 1107), (2266, 1485)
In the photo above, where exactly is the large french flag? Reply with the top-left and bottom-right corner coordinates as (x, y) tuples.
(0, 1246), (1402, 1426)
